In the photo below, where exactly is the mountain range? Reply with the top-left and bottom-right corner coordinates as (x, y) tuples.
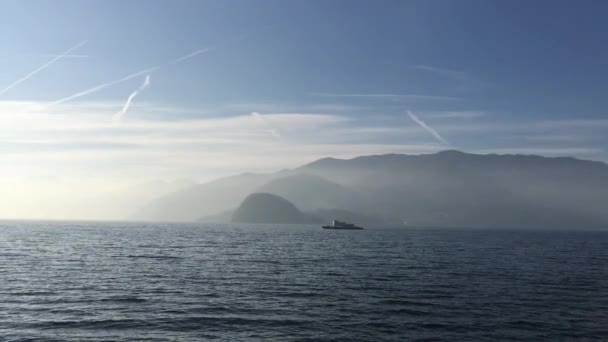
(132, 151), (608, 229)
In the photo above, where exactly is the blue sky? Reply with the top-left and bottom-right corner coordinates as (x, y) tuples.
(1, 0), (608, 217)
(3, 0), (607, 114)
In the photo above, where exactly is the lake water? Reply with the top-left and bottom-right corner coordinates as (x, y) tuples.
(1, 221), (607, 341)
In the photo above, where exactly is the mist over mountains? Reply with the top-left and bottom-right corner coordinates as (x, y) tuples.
(132, 151), (608, 229)
(56, 179), (197, 221)
(132, 173), (271, 222)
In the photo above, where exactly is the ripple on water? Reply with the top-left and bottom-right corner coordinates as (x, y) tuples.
(0, 222), (607, 341)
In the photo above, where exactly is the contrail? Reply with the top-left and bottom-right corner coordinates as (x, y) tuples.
(170, 47), (214, 64)
(11, 53), (89, 59)
(112, 74), (151, 123)
(49, 47), (212, 106)
(49, 66), (158, 107)
(407, 110), (448, 145)
(48, 30), (258, 106)
(0, 40), (87, 96)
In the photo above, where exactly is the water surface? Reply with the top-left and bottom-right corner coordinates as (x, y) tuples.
(1, 221), (607, 341)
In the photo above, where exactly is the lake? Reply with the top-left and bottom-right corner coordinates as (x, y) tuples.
(1, 221), (607, 341)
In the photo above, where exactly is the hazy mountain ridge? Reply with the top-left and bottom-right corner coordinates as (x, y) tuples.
(232, 193), (320, 224)
(135, 151), (608, 228)
(296, 150), (608, 227)
(132, 173), (273, 222)
(256, 174), (368, 212)
(226, 193), (383, 225)
(68, 179), (197, 220)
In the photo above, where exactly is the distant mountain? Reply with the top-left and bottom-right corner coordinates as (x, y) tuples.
(73, 179), (197, 220)
(136, 173), (366, 222)
(136, 151), (608, 229)
(199, 205), (384, 225)
(132, 173), (272, 222)
(297, 150), (608, 228)
(256, 173), (366, 212)
(232, 193), (319, 224)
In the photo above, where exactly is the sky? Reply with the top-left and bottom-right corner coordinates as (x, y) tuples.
(1, 0), (608, 218)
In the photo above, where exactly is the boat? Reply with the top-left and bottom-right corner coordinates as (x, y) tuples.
(322, 220), (364, 230)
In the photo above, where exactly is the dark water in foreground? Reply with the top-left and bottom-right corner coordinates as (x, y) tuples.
(1, 222), (607, 341)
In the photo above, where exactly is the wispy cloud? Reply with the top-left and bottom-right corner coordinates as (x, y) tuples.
(113, 75), (151, 123)
(251, 112), (281, 138)
(311, 93), (458, 101)
(407, 110), (448, 145)
(3, 100), (605, 156)
(2, 99), (607, 202)
(0, 40), (87, 96)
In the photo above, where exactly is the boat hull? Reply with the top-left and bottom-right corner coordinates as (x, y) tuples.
(322, 226), (364, 230)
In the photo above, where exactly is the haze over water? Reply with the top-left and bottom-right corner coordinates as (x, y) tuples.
(1, 221), (607, 341)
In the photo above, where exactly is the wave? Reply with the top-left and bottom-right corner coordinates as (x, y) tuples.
(122, 255), (184, 260)
(99, 296), (147, 303)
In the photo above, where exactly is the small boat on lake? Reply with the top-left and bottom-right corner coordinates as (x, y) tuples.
(322, 220), (364, 230)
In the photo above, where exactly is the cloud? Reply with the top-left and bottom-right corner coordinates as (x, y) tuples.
(2, 101), (606, 183)
(1, 99), (606, 221)
(251, 112), (281, 138)
(0, 40), (87, 96)
(0, 102), (441, 188)
(407, 110), (448, 145)
(113, 74), (151, 123)
(0, 102), (351, 143)
(4, 96), (606, 219)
